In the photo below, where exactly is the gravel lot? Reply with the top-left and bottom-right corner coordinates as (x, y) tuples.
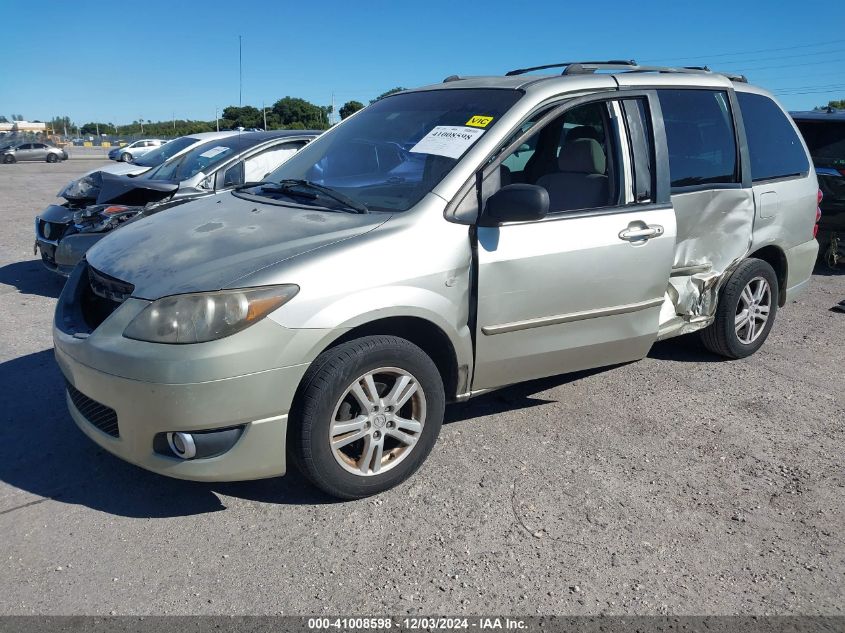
(0, 161), (843, 616)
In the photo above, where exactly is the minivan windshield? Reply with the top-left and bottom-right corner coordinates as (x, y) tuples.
(133, 136), (198, 167)
(257, 89), (522, 212)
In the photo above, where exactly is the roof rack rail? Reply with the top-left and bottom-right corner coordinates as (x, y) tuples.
(505, 60), (748, 83)
(506, 60), (636, 76)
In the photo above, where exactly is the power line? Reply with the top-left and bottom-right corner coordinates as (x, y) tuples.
(703, 47), (845, 65)
(641, 37), (845, 62)
(775, 88), (845, 96)
(718, 57), (845, 73)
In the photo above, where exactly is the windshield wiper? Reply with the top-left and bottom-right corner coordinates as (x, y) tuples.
(234, 179), (368, 214)
(234, 180), (289, 191)
(276, 179), (368, 214)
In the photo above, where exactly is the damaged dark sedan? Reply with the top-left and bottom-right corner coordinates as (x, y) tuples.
(35, 130), (318, 275)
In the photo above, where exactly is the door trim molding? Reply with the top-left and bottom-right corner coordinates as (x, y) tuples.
(481, 297), (664, 335)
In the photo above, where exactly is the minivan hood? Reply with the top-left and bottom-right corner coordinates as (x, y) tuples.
(85, 192), (390, 299)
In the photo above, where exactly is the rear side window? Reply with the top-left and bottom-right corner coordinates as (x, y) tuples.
(794, 119), (845, 166)
(738, 92), (809, 181)
(658, 89), (738, 189)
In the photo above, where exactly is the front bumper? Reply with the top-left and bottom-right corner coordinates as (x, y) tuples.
(52, 264), (340, 481)
(55, 343), (303, 481)
(36, 234), (101, 277)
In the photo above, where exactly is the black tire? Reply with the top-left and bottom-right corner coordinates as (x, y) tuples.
(700, 258), (779, 359)
(120, 152), (132, 162)
(3, 154), (15, 164)
(46, 153), (58, 163)
(289, 335), (445, 499)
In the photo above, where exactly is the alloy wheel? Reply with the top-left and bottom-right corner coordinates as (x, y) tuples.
(328, 367), (426, 476)
(735, 276), (771, 344)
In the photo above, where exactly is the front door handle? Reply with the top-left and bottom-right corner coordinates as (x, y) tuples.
(619, 223), (664, 242)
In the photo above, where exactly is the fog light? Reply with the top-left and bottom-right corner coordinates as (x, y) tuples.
(155, 426), (244, 460)
(167, 432), (197, 459)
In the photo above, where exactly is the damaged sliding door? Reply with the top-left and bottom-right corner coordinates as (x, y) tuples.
(654, 88), (754, 337)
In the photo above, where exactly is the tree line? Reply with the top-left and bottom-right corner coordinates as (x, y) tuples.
(47, 88), (406, 139)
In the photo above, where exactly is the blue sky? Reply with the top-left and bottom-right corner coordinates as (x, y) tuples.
(2, 0), (844, 126)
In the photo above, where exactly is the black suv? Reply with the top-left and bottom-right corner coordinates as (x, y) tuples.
(792, 109), (845, 265)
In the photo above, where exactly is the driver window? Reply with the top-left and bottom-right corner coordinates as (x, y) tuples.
(496, 101), (621, 213)
(222, 142), (305, 188)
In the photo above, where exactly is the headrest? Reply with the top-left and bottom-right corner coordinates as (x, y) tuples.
(565, 125), (602, 143)
(558, 138), (606, 174)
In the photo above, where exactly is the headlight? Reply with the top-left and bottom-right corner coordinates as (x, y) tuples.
(123, 285), (299, 344)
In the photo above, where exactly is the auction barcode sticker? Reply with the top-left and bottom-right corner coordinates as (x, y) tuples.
(409, 126), (485, 159)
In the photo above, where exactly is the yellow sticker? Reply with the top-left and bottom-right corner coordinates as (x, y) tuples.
(466, 115), (494, 128)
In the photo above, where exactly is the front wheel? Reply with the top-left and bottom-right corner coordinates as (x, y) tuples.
(3, 154), (15, 164)
(289, 335), (445, 499)
(46, 153), (58, 163)
(120, 152), (132, 162)
(700, 258), (779, 359)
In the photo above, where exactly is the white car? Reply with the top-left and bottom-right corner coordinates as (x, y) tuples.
(91, 132), (238, 179)
(108, 138), (165, 162)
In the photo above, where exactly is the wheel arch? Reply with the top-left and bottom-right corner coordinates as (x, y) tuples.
(747, 245), (788, 306)
(316, 316), (462, 402)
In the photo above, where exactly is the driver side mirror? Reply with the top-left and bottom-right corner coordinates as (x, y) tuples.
(480, 184), (549, 226)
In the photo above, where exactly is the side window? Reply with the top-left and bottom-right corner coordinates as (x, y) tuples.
(495, 101), (621, 213)
(242, 142), (304, 182)
(621, 98), (654, 203)
(222, 161), (245, 187)
(223, 142), (305, 188)
(658, 89), (738, 189)
(737, 92), (809, 181)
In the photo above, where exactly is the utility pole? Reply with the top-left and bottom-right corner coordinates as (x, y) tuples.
(173, 112), (176, 131)
(331, 92), (335, 125)
(239, 35), (243, 107)
(140, 118), (144, 134)
(96, 123), (99, 137)
(262, 100), (267, 130)
(215, 108), (219, 132)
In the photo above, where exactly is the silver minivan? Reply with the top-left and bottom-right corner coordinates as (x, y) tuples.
(53, 61), (820, 499)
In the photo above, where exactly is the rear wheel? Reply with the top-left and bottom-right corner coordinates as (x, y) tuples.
(3, 154), (15, 164)
(120, 152), (133, 162)
(46, 153), (58, 163)
(700, 258), (779, 359)
(289, 335), (445, 499)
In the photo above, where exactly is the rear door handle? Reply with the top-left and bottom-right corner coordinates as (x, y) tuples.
(619, 223), (664, 242)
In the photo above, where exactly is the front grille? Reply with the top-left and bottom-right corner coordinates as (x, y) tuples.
(66, 382), (119, 437)
(80, 265), (134, 330)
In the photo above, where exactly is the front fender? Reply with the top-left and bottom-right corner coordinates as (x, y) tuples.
(268, 284), (474, 376)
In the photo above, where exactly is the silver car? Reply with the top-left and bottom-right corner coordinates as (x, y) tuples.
(109, 139), (165, 162)
(36, 131), (316, 275)
(2, 141), (67, 163)
(53, 61), (820, 499)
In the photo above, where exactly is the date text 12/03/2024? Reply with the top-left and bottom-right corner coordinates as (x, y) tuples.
(307, 617), (527, 630)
